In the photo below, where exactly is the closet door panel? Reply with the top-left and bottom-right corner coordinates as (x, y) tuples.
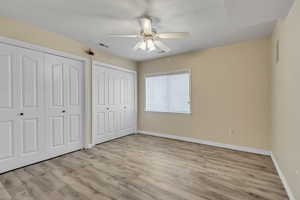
(69, 114), (80, 143)
(0, 44), (46, 173)
(69, 66), (80, 106)
(65, 61), (82, 148)
(0, 121), (14, 160)
(94, 67), (113, 142)
(51, 64), (65, 108)
(0, 44), (19, 173)
(114, 77), (121, 105)
(45, 57), (67, 155)
(0, 44), (18, 115)
(45, 54), (83, 156)
(107, 111), (115, 133)
(125, 76), (131, 130)
(95, 70), (106, 105)
(119, 75), (126, 131)
(18, 49), (45, 160)
(50, 116), (65, 147)
(120, 72), (136, 134)
(20, 56), (38, 108)
(0, 54), (13, 108)
(93, 63), (136, 144)
(0, 46), (18, 159)
(0, 42), (84, 173)
(67, 63), (82, 112)
(127, 73), (136, 130)
(20, 118), (39, 154)
(96, 112), (106, 136)
(119, 110), (126, 131)
(107, 71), (116, 106)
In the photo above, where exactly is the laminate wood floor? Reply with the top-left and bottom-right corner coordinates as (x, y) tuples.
(0, 134), (288, 200)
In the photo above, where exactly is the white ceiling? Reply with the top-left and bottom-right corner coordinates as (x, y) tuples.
(0, 0), (294, 61)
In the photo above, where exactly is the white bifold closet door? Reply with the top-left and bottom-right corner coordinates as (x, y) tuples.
(0, 42), (84, 174)
(45, 54), (83, 158)
(0, 43), (45, 172)
(93, 63), (136, 144)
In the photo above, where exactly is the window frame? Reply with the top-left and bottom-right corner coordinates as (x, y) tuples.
(144, 69), (192, 114)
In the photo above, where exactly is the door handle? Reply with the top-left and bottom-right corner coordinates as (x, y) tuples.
(19, 113), (24, 116)
(106, 107), (109, 110)
(62, 110), (66, 113)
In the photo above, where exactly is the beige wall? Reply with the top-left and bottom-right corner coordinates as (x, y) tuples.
(271, 0), (300, 199)
(1, 6), (299, 199)
(138, 37), (272, 150)
(0, 16), (136, 70)
(0, 16), (137, 144)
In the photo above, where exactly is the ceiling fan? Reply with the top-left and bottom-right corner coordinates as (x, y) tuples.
(109, 17), (190, 53)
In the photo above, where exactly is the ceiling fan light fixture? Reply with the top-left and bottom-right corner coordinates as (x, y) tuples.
(110, 16), (189, 54)
(140, 41), (147, 50)
(146, 39), (156, 51)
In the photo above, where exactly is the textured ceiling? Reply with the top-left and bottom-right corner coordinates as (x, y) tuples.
(0, 0), (294, 61)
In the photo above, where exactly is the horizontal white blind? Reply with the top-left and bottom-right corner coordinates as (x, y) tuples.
(145, 71), (190, 113)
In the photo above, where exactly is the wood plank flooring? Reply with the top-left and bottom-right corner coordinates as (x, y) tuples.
(0, 134), (288, 200)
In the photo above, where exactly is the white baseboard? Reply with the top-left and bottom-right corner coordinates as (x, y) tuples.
(138, 130), (297, 199)
(88, 131), (294, 199)
(271, 154), (296, 200)
(84, 144), (95, 149)
(138, 130), (271, 155)
(92, 131), (136, 146)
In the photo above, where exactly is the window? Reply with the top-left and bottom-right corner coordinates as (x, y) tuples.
(145, 71), (191, 114)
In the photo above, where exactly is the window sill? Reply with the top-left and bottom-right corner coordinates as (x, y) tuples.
(144, 110), (192, 115)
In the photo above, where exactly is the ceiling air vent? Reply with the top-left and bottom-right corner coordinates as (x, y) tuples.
(99, 42), (109, 48)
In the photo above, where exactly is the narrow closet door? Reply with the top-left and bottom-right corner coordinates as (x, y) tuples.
(65, 59), (83, 150)
(45, 54), (83, 157)
(17, 48), (45, 163)
(127, 72), (136, 131)
(45, 55), (67, 156)
(106, 68), (119, 138)
(0, 43), (20, 172)
(94, 66), (116, 143)
(119, 71), (136, 135)
(93, 63), (136, 144)
(94, 66), (106, 143)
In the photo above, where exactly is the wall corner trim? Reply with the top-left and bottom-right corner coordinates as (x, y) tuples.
(271, 154), (296, 200)
(138, 130), (271, 155)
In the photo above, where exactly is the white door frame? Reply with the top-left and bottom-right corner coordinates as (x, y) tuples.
(92, 61), (137, 146)
(0, 36), (89, 149)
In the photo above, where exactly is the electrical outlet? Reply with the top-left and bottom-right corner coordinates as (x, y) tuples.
(296, 170), (299, 175)
(228, 128), (234, 136)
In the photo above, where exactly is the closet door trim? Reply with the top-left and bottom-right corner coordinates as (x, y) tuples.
(0, 36), (89, 63)
(93, 61), (137, 74)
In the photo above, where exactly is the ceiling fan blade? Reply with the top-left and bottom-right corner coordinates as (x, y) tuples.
(157, 32), (190, 38)
(140, 18), (152, 35)
(154, 40), (170, 52)
(109, 34), (140, 38)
